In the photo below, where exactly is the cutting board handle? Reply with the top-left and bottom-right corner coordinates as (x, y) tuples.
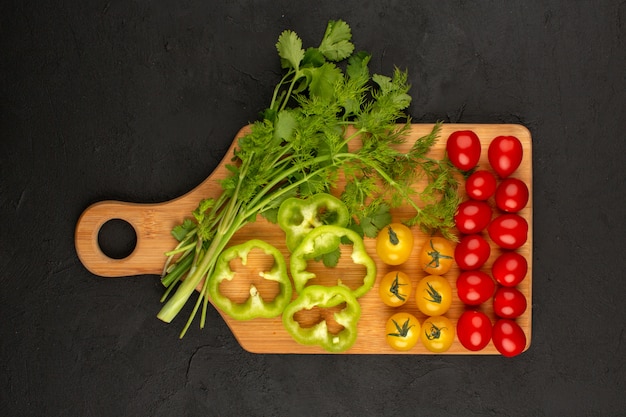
(74, 126), (249, 278)
(74, 200), (176, 277)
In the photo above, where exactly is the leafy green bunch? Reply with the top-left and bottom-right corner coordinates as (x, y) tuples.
(158, 20), (460, 337)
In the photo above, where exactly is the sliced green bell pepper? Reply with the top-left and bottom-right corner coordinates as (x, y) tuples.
(208, 239), (292, 320)
(282, 285), (361, 352)
(277, 193), (350, 252)
(290, 225), (376, 298)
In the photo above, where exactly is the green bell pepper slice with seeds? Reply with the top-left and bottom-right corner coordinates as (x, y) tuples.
(277, 193), (350, 252)
(208, 239), (292, 320)
(290, 225), (376, 298)
(282, 285), (361, 352)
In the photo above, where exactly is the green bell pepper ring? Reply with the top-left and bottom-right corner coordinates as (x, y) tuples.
(282, 285), (361, 352)
(208, 239), (292, 320)
(277, 193), (350, 252)
(290, 225), (376, 298)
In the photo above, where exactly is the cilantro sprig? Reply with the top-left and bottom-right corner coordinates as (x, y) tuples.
(158, 20), (461, 336)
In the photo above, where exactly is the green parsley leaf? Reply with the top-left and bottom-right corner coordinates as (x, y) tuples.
(171, 219), (195, 242)
(318, 20), (354, 61)
(316, 248), (341, 268)
(274, 110), (298, 142)
(305, 63), (343, 100)
(372, 73), (393, 94)
(276, 30), (305, 70)
(358, 203), (392, 238)
(302, 47), (326, 68)
(346, 51), (371, 80)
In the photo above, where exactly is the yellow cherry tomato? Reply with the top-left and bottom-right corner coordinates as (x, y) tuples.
(415, 275), (452, 316)
(385, 312), (420, 351)
(376, 223), (414, 265)
(419, 236), (455, 275)
(420, 315), (455, 353)
(378, 271), (412, 307)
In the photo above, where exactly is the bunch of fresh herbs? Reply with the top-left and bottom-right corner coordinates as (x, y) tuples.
(157, 20), (460, 336)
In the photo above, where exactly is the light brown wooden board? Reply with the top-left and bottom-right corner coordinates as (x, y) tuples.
(75, 123), (532, 354)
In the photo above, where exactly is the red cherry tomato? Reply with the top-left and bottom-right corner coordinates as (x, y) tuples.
(456, 271), (496, 305)
(454, 234), (491, 270)
(493, 287), (527, 319)
(487, 214), (528, 249)
(454, 200), (492, 234)
(492, 319), (527, 357)
(456, 310), (492, 351)
(492, 251), (528, 287)
(495, 178), (529, 213)
(465, 170), (497, 201)
(488, 136), (523, 178)
(446, 130), (481, 171)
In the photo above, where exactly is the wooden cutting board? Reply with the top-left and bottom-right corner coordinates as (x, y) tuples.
(75, 123), (533, 354)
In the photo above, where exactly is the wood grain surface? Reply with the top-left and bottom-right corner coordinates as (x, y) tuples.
(75, 123), (532, 354)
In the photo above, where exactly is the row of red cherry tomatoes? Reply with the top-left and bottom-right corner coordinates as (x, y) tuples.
(447, 131), (530, 357)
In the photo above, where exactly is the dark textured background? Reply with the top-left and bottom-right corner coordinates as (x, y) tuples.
(2, 1), (625, 416)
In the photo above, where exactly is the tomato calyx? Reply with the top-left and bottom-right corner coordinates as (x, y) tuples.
(424, 322), (447, 341)
(387, 226), (400, 245)
(388, 317), (415, 338)
(425, 240), (454, 270)
(424, 282), (443, 304)
(388, 272), (409, 302)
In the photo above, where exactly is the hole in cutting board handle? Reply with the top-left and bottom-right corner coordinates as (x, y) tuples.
(97, 218), (137, 259)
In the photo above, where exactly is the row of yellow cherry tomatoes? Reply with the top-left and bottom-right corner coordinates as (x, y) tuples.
(375, 225), (457, 352)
